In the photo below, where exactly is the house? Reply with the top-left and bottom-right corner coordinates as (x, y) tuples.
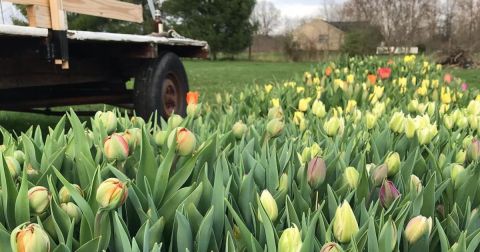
(292, 19), (374, 52)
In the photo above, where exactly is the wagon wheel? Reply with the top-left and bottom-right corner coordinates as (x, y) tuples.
(134, 52), (189, 119)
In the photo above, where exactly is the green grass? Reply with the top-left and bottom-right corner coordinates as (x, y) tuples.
(447, 68), (480, 87)
(185, 60), (315, 97)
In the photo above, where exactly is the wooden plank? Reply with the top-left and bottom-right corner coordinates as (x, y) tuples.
(27, 5), (52, 28)
(7, 0), (143, 23)
(63, 0), (143, 23)
(48, 0), (66, 30)
(49, 0), (69, 68)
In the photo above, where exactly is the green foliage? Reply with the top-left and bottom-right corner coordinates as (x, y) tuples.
(67, 1), (154, 34)
(162, 0), (256, 58)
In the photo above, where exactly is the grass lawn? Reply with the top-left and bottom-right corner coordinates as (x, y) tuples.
(185, 60), (315, 98)
(0, 60), (477, 133)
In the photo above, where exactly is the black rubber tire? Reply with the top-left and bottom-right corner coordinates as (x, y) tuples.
(134, 52), (189, 119)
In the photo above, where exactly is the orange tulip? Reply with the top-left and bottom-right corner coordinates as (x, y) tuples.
(186, 91), (199, 105)
(325, 66), (332, 77)
(367, 74), (377, 85)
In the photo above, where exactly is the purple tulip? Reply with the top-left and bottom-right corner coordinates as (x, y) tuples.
(307, 157), (327, 189)
(380, 180), (401, 208)
(468, 138), (480, 162)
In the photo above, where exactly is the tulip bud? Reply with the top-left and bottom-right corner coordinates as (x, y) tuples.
(404, 215), (432, 244)
(307, 157), (327, 189)
(13, 150), (25, 165)
(379, 219), (397, 251)
(385, 152), (400, 177)
(410, 175), (423, 193)
(61, 202), (82, 223)
(366, 163), (376, 175)
(268, 106), (284, 121)
(456, 116), (469, 129)
(278, 173), (288, 193)
(59, 184), (83, 203)
(122, 128), (141, 153)
(408, 100), (419, 113)
(96, 178), (128, 210)
(95, 111), (117, 134)
(320, 242), (342, 252)
(404, 116), (416, 138)
(456, 150), (466, 164)
(371, 164), (388, 187)
(258, 190), (278, 222)
(310, 143), (322, 158)
(154, 130), (168, 146)
(343, 167), (359, 190)
(11, 223), (50, 252)
(266, 118), (284, 138)
(380, 180), (401, 208)
(104, 133), (129, 162)
(366, 112), (377, 130)
(450, 164), (465, 188)
(427, 102), (435, 117)
(438, 154), (447, 168)
(443, 115), (454, 129)
(278, 226), (302, 252)
(232, 121), (248, 140)
(467, 138), (480, 162)
(312, 100), (326, 118)
(167, 128), (196, 156)
(333, 200), (359, 243)
(130, 116), (145, 128)
(324, 116), (341, 137)
(167, 114), (184, 129)
(28, 186), (50, 214)
(389, 112), (405, 133)
(186, 103), (201, 118)
(5, 156), (21, 178)
(26, 164), (39, 181)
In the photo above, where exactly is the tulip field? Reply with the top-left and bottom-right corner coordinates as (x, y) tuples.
(2, 55), (480, 252)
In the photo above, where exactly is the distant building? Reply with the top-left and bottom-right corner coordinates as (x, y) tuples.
(292, 19), (374, 52)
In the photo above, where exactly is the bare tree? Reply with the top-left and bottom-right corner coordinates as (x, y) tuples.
(250, 1), (281, 36)
(339, 0), (437, 46)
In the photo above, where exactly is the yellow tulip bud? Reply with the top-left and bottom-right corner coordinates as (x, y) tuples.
(343, 167), (359, 189)
(278, 226), (302, 252)
(386, 152), (401, 177)
(404, 215), (432, 244)
(333, 200), (359, 243)
(389, 112), (405, 133)
(258, 190), (278, 222)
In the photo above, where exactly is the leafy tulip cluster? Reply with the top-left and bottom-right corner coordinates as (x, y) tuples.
(0, 56), (479, 251)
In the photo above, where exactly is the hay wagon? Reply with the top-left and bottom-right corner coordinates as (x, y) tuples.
(0, 0), (208, 118)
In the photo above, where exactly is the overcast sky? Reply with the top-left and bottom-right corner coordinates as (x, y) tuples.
(0, 0), (341, 26)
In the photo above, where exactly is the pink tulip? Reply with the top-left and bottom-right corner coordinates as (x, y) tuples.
(461, 83), (468, 91)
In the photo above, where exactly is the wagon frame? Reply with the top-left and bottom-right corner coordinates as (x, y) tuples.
(0, 0), (208, 118)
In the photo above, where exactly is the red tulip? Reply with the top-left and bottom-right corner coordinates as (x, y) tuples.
(377, 67), (392, 80)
